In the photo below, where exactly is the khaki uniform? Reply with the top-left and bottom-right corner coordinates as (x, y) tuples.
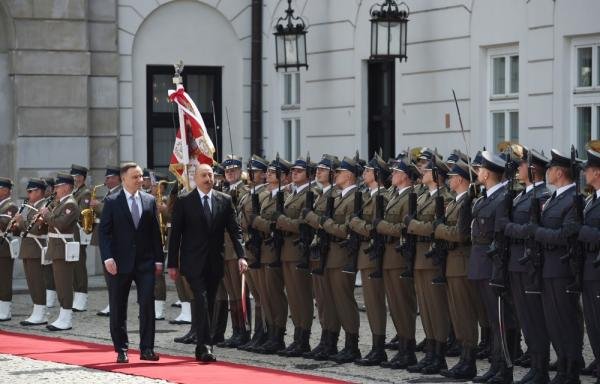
(375, 187), (418, 341)
(91, 185), (122, 246)
(348, 188), (388, 336)
(43, 195), (80, 309)
(0, 198), (18, 301)
(275, 184), (314, 330)
(253, 188), (289, 328)
(406, 187), (453, 343)
(305, 186), (360, 335)
(305, 186), (341, 333)
(154, 193), (169, 301)
(434, 193), (481, 348)
(72, 185), (91, 294)
(17, 199), (49, 305)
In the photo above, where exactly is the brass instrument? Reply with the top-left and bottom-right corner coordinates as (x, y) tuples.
(156, 180), (176, 247)
(80, 184), (104, 234)
(22, 192), (57, 238)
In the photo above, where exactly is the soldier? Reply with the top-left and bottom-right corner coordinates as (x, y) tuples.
(533, 149), (584, 383)
(469, 152), (517, 384)
(433, 160), (481, 379)
(70, 164), (91, 312)
(42, 177), (58, 309)
(302, 154), (342, 361)
(305, 156), (362, 364)
(375, 159), (420, 369)
(91, 166), (122, 317)
(152, 173), (169, 320)
(251, 157), (291, 354)
(142, 169), (152, 193)
(238, 155), (270, 351)
(218, 155), (251, 348)
(578, 148), (600, 384)
(347, 154), (390, 366)
(40, 173), (81, 331)
(0, 177), (18, 321)
(404, 157), (453, 374)
(15, 178), (50, 326)
(503, 148), (552, 384)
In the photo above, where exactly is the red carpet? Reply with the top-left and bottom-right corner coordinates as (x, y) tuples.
(0, 330), (350, 384)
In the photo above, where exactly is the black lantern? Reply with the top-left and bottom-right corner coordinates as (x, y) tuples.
(370, 0), (409, 61)
(274, 0), (308, 72)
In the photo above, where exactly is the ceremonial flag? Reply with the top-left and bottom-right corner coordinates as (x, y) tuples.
(168, 86), (215, 190)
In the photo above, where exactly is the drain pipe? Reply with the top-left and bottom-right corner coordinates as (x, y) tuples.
(250, 0), (263, 156)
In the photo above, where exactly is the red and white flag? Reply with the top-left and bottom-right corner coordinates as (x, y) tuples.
(168, 86), (215, 190)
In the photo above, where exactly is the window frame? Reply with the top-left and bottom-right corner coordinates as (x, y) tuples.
(282, 118), (301, 161)
(281, 72), (301, 110)
(488, 47), (519, 100)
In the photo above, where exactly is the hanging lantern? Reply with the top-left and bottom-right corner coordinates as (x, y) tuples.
(274, 0), (308, 72)
(370, 0), (409, 61)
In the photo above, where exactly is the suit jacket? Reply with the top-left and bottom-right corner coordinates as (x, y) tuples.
(503, 183), (551, 272)
(167, 189), (244, 280)
(577, 193), (600, 281)
(534, 185), (580, 279)
(99, 190), (163, 274)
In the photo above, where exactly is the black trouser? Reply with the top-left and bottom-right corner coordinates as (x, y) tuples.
(510, 272), (549, 357)
(185, 273), (218, 348)
(582, 280), (600, 366)
(107, 267), (156, 353)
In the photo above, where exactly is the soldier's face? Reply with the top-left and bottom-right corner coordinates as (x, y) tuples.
(584, 166), (600, 186)
(0, 187), (9, 199)
(73, 174), (85, 187)
(266, 169), (278, 185)
(27, 189), (44, 203)
(316, 167), (330, 185)
(291, 168), (308, 185)
(142, 178), (151, 189)
(363, 168), (375, 184)
(249, 170), (264, 184)
(391, 170), (406, 187)
(546, 167), (557, 185)
(54, 184), (72, 199)
(421, 169), (433, 184)
(123, 166), (143, 192)
(105, 175), (120, 189)
(225, 168), (241, 183)
(517, 162), (529, 183)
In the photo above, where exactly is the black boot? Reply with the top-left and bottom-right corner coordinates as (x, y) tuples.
(175, 299), (197, 344)
(277, 327), (300, 356)
(421, 340), (448, 374)
(210, 299), (228, 345)
(355, 334), (387, 366)
(474, 361), (501, 383)
(238, 324), (265, 351)
(330, 333), (361, 364)
(256, 326), (286, 355)
(381, 338), (417, 369)
(517, 350), (532, 368)
(442, 346), (477, 380)
(550, 358), (567, 384)
(488, 361), (514, 384)
(285, 328), (311, 357)
(582, 359), (598, 376)
(415, 337), (427, 352)
(248, 323), (272, 352)
(385, 334), (399, 350)
(447, 327), (461, 357)
(314, 331), (339, 361)
(477, 327), (491, 360)
(407, 339), (435, 373)
(563, 359), (581, 384)
(303, 329), (327, 359)
(517, 354), (549, 384)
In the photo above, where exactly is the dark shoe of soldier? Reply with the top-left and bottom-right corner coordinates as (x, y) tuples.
(330, 333), (361, 364)
(355, 334), (387, 366)
(217, 327), (241, 348)
(441, 346), (477, 380)
(446, 328), (461, 357)
(487, 363), (513, 384)
(582, 359), (597, 376)
(516, 354), (549, 384)
(282, 328), (311, 357)
(314, 331), (339, 361)
(477, 327), (491, 360)
(382, 338), (417, 369)
(407, 339), (435, 373)
(415, 337), (427, 352)
(421, 341), (448, 375)
(385, 334), (399, 350)
(303, 329), (327, 359)
(562, 359), (581, 384)
(248, 324), (272, 352)
(474, 361), (501, 383)
(277, 327), (301, 356)
(174, 328), (196, 344)
(256, 326), (285, 355)
(517, 351), (532, 368)
(549, 358), (568, 384)
(238, 325), (266, 351)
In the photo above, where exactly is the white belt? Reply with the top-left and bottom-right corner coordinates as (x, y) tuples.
(26, 234), (48, 240)
(94, 219), (100, 224)
(166, 223), (171, 228)
(48, 233), (74, 239)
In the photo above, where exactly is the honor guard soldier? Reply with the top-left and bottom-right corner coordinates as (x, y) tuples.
(70, 164), (91, 312)
(42, 177), (58, 309)
(533, 149), (584, 383)
(0, 177), (18, 321)
(142, 169), (152, 193)
(469, 152), (518, 384)
(305, 156), (362, 364)
(218, 155), (251, 348)
(237, 155), (270, 351)
(503, 147), (552, 384)
(41, 173), (81, 331)
(302, 154), (342, 361)
(272, 156), (316, 357)
(347, 154), (390, 366)
(578, 148), (600, 384)
(375, 159), (420, 369)
(91, 166), (123, 317)
(251, 157), (292, 354)
(404, 156), (453, 374)
(434, 161), (481, 379)
(152, 172), (169, 320)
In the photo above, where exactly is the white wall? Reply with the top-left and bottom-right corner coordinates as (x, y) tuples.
(0, 2), (14, 178)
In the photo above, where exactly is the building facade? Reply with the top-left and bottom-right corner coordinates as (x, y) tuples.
(1, 0), (600, 194)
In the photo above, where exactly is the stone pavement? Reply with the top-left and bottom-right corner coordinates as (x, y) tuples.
(1, 275), (596, 384)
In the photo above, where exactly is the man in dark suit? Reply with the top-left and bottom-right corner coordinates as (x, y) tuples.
(99, 163), (164, 364)
(168, 163), (247, 363)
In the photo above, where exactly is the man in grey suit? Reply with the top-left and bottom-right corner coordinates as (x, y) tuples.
(533, 149), (584, 383)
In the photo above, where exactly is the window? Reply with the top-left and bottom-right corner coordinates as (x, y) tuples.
(282, 72), (300, 107)
(488, 47), (519, 150)
(572, 38), (600, 155)
(283, 119), (301, 160)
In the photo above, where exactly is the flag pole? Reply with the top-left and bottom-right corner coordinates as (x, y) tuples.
(173, 60), (190, 189)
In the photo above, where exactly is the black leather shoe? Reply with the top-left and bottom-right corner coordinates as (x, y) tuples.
(196, 345), (216, 363)
(420, 341), (448, 375)
(474, 362), (500, 383)
(330, 333), (360, 364)
(407, 339), (434, 373)
(582, 359), (597, 376)
(354, 335), (387, 366)
(313, 331), (339, 361)
(303, 330), (327, 359)
(174, 329), (195, 344)
(116, 351), (128, 363)
(385, 334), (399, 350)
(442, 347), (477, 380)
(96, 311), (109, 317)
(140, 349), (159, 361)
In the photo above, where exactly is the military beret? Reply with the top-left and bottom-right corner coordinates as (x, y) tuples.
(223, 155), (243, 169)
(55, 173), (74, 186)
(70, 164), (88, 177)
(0, 177), (13, 189)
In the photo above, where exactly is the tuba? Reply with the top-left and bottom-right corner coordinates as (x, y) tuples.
(80, 184), (104, 234)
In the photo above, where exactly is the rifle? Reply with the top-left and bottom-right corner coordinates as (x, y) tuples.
(561, 146), (585, 293)
(265, 154), (284, 268)
(0, 198), (29, 245)
(246, 160), (263, 269)
(398, 186), (418, 279)
(295, 154), (315, 270)
(424, 155), (449, 284)
(311, 162), (335, 275)
(367, 169), (386, 279)
(341, 151), (363, 274)
(519, 150), (544, 294)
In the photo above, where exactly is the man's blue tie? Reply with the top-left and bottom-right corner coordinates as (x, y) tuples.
(203, 195), (212, 226)
(130, 195), (140, 228)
